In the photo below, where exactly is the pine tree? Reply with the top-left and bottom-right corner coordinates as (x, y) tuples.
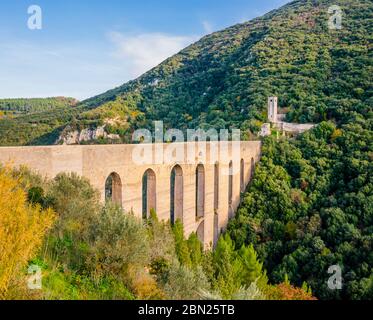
(238, 244), (268, 288)
(187, 233), (203, 268)
(172, 220), (191, 267)
(212, 234), (242, 298)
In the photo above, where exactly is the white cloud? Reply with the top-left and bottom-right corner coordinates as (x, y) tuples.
(108, 32), (197, 77)
(202, 21), (214, 34)
(0, 32), (199, 100)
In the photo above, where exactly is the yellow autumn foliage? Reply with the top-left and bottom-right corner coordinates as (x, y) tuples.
(131, 272), (165, 300)
(0, 167), (55, 299)
(331, 129), (343, 142)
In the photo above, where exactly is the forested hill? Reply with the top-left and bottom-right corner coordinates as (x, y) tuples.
(0, 0), (371, 146)
(0, 97), (78, 117)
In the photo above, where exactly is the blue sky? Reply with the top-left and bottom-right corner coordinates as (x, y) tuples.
(0, 0), (290, 100)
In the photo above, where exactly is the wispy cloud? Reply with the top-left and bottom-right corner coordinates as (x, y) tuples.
(202, 20), (214, 34)
(108, 32), (197, 77)
(0, 31), (199, 100)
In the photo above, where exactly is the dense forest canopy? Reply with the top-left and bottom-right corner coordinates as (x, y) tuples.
(228, 118), (373, 299)
(0, 97), (78, 117)
(0, 0), (371, 145)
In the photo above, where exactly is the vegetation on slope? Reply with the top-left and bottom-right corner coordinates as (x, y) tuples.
(0, 97), (79, 146)
(0, 0), (371, 145)
(0, 166), (314, 300)
(228, 115), (373, 300)
(0, 97), (78, 117)
(0, 167), (55, 299)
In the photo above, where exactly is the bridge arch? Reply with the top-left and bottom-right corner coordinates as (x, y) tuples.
(240, 159), (245, 192)
(170, 164), (183, 224)
(228, 161), (233, 205)
(213, 162), (219, 245)
(214, 162), (219, 211)
(105, 172), (122, 206)
(251, 157), (255, 178)
(142, 168), (156, 219)
(228, 161), (233, 218)
(195, 164), (205, 219)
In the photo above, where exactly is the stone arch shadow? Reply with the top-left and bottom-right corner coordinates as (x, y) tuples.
(105, 172), (122, 206)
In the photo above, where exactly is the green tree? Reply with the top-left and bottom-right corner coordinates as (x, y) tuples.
(172, 220), (192, 267)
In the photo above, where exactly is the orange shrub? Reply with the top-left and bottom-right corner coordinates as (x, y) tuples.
(265, 283), (317, 300)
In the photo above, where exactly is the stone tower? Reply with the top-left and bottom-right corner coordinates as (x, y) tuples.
(268, 97), (278, 123)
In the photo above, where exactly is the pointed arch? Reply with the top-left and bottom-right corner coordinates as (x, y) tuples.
(105, 172), (122, 206)
(228, 161), (233, 205)
(240, 159), (245, 192)
(213, 162), (219, 246)
(228, 160), (234, 218)
(214, 162), (219, 211)
(142, 169), (156, 219)
(170, 165), (183, 224)
(251, 157), (255, 179)
(196, 164), (205, 219)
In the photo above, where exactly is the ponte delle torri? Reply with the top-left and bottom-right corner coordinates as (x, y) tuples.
(0, 141), (261, 248)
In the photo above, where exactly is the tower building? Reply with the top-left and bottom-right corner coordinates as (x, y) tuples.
(268, 97), (278, 123)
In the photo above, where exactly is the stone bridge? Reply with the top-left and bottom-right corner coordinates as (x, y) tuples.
(0, 141), (261, 248)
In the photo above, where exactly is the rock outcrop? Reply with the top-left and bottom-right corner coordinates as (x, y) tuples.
(57, 125), (120, 145)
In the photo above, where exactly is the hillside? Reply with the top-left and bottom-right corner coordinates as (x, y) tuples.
(0, 97), (78, 117)
(0, 0), (371, 146)
(228, 119), (373, 299)
(0, 0), (372, 301)
(0, 97), (79, 145)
